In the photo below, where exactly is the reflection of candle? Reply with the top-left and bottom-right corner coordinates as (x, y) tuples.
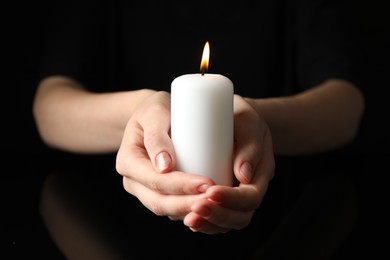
(171, 41), (234, 186)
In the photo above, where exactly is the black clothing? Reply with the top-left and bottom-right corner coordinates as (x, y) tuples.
(37, 0), (365, 259)
(39, 0), (364, 97)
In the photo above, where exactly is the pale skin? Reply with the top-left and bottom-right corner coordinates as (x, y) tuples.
(33, 75), (365, 234)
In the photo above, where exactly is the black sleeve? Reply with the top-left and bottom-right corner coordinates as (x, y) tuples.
(292, 0), (366, 91)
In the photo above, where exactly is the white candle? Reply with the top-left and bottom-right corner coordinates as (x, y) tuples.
(171, 74), (234, 186)
(170, 42), (234, 186)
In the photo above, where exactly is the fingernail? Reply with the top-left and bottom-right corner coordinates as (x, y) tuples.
(197, 183), (210, 193)
(156, 152), (172, 172)
(240, 162), (253, 183)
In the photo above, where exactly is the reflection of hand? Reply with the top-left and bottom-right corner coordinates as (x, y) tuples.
(116, 91), (215, 219)
(183, 95), (275, 234)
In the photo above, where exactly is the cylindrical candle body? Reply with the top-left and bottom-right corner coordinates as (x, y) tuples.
(171, 74), (234, 186)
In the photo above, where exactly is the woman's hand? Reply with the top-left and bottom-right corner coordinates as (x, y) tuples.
(116, 91), (215, 218)
(183, 95), (275, 234)
(116, 92), (275, 234)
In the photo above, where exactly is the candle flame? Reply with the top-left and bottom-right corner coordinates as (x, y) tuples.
(200, 41), (210, 75)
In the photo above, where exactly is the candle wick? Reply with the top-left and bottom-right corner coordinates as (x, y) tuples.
(201, 69), (206, 76)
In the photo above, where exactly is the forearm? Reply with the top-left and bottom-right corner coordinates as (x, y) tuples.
(245, 79), (365, 155)
(33, 75), (155, 153)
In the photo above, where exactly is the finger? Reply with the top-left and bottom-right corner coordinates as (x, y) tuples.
(233, 95), (265, 183)
(189, 198), (253, 231)
(209, 135), (275, 211)
(184, 212), (232, 234)
(137, 91), (176, 173)
(117, 118), (213, 195)
(123, 177), (207, 217)
(120, 153), (213, 195)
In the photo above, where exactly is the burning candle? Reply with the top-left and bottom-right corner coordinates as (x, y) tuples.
(171, 41), (234, 186)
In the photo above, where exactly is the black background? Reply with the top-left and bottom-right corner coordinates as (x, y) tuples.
(2, 0), (389, 259)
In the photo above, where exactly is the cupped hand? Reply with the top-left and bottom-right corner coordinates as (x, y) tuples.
(183, 94), (275, 234)
(116, 91), (215, 218)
